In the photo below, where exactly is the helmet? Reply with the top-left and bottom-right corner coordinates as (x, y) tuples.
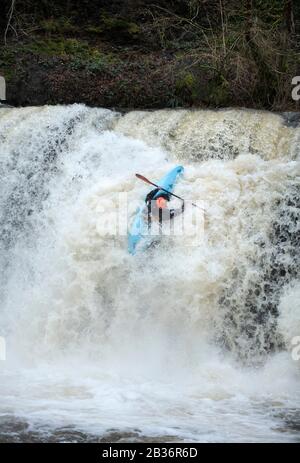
(156, 196), (167, 209)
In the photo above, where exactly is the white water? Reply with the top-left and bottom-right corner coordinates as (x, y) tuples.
(0, 105), (299, 442)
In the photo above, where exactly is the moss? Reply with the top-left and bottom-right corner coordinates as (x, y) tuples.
(176, 72), (196, 91)
(21, 39), (90, 57)
(208, 75), (230, 106)
(0, 36), (122, 82)
(175, 68), (230, 107)
(40, 17), (78, 34)
(101, 14), (140, 33)
(84, 13), (140, 39)
(175, 72), (200, 103)
(85, 26), (103, 35)
(0, 48), (18, 80)
(94, 12), (141, 40)
(70, 49), (120, 75)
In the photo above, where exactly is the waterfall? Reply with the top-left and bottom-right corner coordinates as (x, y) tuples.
(0, 104), (299, 442)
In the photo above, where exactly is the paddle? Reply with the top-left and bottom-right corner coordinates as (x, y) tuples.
(135, 173), (203, 210)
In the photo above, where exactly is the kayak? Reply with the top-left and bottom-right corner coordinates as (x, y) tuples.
(128, 165), (184, 254)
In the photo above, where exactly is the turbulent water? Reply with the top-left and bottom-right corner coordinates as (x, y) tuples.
(0, 105), (299, 443)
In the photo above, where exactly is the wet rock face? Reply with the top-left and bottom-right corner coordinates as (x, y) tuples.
(281, 113), (300, 128)
(0, 416), (180, 443)
(0, 113), (82, 251)
(219, 185), (300, 362)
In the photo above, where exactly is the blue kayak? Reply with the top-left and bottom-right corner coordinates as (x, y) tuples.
(128, 165), (184, 254)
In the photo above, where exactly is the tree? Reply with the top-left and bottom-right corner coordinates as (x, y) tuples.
(284, 0), (295, 34)
(4, 0), (17, 44)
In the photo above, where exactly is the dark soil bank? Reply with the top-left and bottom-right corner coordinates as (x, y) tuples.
(0, 0), (299, 110)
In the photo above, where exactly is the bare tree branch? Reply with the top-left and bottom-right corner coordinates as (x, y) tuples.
(219, 0), (226, 56)
(4, 0), (17, 45)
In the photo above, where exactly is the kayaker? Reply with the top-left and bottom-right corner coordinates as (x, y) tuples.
(145, 188), (184, 228)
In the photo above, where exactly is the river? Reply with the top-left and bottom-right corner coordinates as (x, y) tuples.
(0, 105), (299, 442)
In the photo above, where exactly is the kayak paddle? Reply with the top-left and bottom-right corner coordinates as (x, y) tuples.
(135, 173), (204, 210)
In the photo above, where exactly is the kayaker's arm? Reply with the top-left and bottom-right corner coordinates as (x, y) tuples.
(170, 200), (184, 219)
(145, 188), (184, 221)
(145, 188), (160, 204)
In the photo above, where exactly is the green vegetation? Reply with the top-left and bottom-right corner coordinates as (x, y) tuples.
(175, 72), (199, 104)
(22, 38), (89, 57)
(99, 12), (140, 37)
(0, 0), (298, 109)
(0, 47), (17, 80)
(84, 13), (140, 39)
(40, 17), (78, 35)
